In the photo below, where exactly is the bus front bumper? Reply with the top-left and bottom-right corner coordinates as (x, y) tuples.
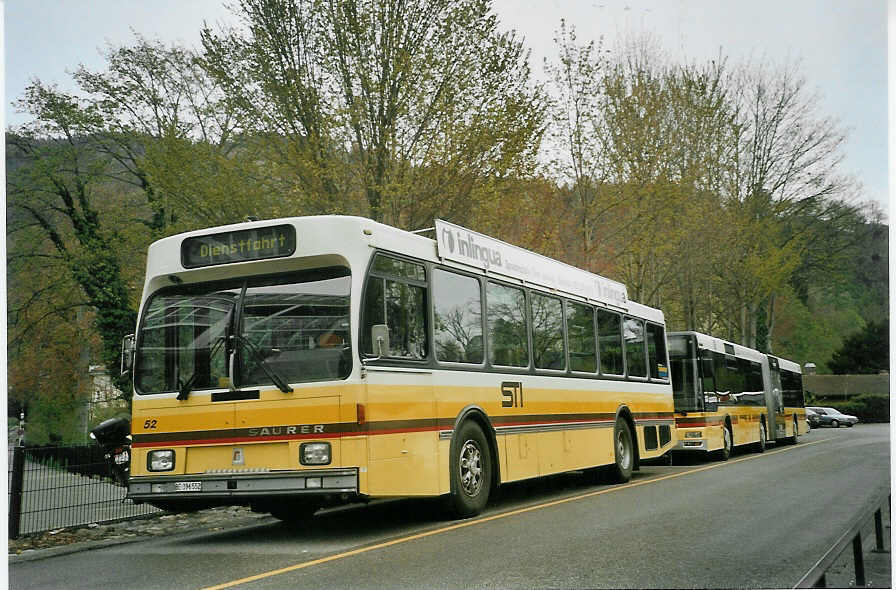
(127, 468), (358, 501)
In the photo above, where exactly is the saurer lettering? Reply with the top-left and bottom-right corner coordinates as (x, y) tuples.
(248, 424), (325, 437)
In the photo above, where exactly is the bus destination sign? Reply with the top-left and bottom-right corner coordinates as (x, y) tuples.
(181, 225), (297, 268)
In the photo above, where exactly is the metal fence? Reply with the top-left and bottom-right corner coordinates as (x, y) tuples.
(7, 444), (160, 538)
(794, 491), (891, 588)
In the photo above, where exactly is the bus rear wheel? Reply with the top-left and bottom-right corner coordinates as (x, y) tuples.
(755, 421), (767, 453)
(446, 421), (492, 519)
(608, 418), (634, 483)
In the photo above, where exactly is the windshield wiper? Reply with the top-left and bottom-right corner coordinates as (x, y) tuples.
(177, 335), (227, 401)
(230, 334), (294, 393)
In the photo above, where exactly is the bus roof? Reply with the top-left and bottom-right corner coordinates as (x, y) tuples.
(776, 357), (801, 374)
(144, 215), (661, 321)
(669, 330), (801, 371)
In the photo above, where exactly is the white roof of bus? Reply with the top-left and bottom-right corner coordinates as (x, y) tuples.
(777, 357), (801, 373)
(669, 330), (801, 371)
(144, 215), (664, 322)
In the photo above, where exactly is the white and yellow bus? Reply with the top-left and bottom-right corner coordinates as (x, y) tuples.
(124, 216), (676, 520)
(669, 331), (807, 460)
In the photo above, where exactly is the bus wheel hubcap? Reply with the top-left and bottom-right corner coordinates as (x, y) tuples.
(617, 431), (631, 469)
(459, 441), (482, 496)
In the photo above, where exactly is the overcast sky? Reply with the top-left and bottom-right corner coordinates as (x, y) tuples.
(4, 0), (889, 213)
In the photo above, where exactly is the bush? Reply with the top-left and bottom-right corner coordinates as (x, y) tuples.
(21, 395), (90, 445)
(819, 394), (890, 424)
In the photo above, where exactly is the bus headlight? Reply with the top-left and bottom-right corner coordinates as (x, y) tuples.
(684, 432), (702, 439)
(147, 450), (175, 471)
(300, 442), (331, 465)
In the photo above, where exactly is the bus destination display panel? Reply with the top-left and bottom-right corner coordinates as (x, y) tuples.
(181, 225), (297, 268)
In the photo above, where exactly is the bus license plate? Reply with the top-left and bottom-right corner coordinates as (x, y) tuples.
(174, 481), (201, 492)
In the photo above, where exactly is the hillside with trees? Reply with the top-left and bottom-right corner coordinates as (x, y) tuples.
(6, 0), (887, 443)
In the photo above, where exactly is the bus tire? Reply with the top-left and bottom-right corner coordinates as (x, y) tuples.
(608, 418), (634, 483)
(756, 421), (766, 453)
(714, 425), (732, 461)
(446, 421), (492, 519)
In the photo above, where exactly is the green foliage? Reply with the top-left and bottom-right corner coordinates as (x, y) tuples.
(22, 394), (89, 445)
(827, 320), (889, 374)
(7, 103), (138, 395)
(201, 0), (546, 228)
(772, 285), (866, 373)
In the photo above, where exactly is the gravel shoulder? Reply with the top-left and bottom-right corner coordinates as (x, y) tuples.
(8, 506), (271, 562)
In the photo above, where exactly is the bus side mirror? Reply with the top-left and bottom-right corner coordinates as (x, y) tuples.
(120, 334), (135, 377)
(371, 324), (390, 357)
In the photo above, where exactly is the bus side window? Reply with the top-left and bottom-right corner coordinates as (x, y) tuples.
(486, 281), (529, 367)
(714, 351), (734, 405)
(432, 269), (483, 364)
(530, 292), (565, 370)
(646, 323), (668, 380)
(700, 351), (717, 411)
(623, 317), (647, 378)
(362, 254), (428, 359)
(597, 310), (623, 376)
(566, 301), (596, 373)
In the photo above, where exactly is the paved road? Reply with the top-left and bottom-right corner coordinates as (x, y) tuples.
(10, 424), (890, 589)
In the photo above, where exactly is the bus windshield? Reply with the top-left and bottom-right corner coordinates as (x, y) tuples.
(669, 334), (702, 412)
(134, 267), (351, 395)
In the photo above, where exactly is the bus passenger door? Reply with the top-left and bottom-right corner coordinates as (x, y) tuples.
(363, 365), (436, 496)
(766, 355), (786, 440)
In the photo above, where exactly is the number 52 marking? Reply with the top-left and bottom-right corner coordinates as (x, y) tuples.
(501, 381), (523, 408)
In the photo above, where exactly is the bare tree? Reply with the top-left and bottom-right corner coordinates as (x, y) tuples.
(722, 59), (859, 349)
(201, 0), (546, 228)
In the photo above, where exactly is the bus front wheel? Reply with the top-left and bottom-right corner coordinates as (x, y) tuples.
(446, 421), (492, 518)
(608, 418), (634, 483)
(714, 425), (732, 461)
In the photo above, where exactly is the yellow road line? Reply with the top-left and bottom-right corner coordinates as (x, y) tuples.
(202, 439), (830, 590)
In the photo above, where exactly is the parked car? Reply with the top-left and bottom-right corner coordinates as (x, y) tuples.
(805, 407), (819, 429)
(806, 406), (859, 428)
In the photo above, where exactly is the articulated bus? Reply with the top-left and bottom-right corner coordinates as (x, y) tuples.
(122, 216), (676, 520)
(668, 331), (807, 460)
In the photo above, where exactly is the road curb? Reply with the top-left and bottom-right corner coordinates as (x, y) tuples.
(9, 534), (147, 563)
(8, 512), (275, 564)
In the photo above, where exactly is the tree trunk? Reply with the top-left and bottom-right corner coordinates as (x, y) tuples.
(765, 294), (776, 354)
